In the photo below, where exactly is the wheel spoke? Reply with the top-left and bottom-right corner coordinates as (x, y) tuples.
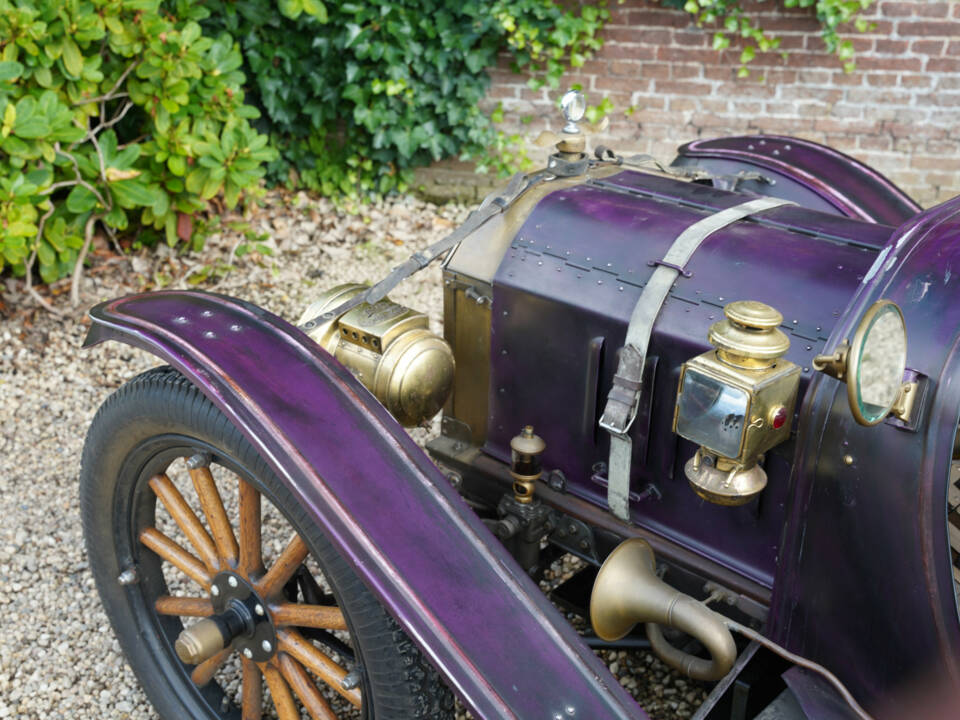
(190, 465), (239, 566)
(149, 474), (220, 572)
(191, 646), (231, 686)
(277, 653), (338, 720)
(264, 663), (300, 720)
(257, 534), (309, 598)
(155, 595), (213, 618)
(278, 629), (361, 708)
(139, 528), (210, 588)
(272, 603), (347, 631)
(239, 477), (263, 577)
(241, 657), (263, 720)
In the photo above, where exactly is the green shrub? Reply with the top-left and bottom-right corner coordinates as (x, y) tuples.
(0, 0), (274, 293)
(198, 0), (609, 198)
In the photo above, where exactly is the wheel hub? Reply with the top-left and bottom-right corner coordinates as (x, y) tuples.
(175, 571), (277, 665)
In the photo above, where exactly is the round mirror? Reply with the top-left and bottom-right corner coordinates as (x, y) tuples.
(848, 299), (907, 426)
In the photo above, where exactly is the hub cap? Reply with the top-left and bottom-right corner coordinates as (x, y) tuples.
(137, 457), (362, 718)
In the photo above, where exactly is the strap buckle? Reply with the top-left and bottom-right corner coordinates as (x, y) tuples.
(598, 346), (644, 437)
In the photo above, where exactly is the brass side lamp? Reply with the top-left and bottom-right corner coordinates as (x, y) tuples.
(672, 301), (801, 506)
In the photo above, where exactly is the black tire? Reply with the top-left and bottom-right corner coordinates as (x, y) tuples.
(80, 365), (454, 720)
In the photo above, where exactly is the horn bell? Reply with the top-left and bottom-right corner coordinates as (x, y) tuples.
(589, 538), (737, 682)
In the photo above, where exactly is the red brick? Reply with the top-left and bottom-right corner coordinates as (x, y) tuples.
(866, 73), (899, 87)
(747, 116), (816, 133)
(653, 80), (714, 95)
(928, 57), (960, 72)
(859, 135), (893, 151)
(814, 118), (880, 134)
(879, 2), (915, 17)
(774, 35), (806, 51)
(602, 44), (657, 61)
(609, 60), (642, 76)
(640, 62), (670, 80)
(668, 97), (698, 112)
(593, 75), (646, 94)
(874, 39), (909, 54)
(897, 20), (960, 36)
(829, 71), (865, 86)
(606, 27), (672, 45)
(912, 39), (946, 55)
(715, 82), (778, 99)
(625, 9), (692, 29)
(901, 74), (933, 88)
(673, 31), (707, 47)
(671, 64), (702, 79)
(656, 47), (726, 64)
(797, 69), (831, 85)
(915, 2), (950, 17)
(856, 55), (923, 71)
(947, 41), (960, 56)
(911, 155), (960, 170)
(750, 15), (820, 33)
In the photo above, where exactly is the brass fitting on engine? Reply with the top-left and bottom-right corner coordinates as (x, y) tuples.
(510, 425), (546, 504)
(297, 284), (455, 427)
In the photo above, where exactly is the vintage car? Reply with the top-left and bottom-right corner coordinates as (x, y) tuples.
(80, 90), (959, 720)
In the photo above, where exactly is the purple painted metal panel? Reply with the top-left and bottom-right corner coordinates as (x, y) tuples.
(781, 667), (859, 720)
(770, 197), (960, 710)
(84, 290), (645, 720)
(487, 173), (886, 589)
(673, 135), (921, 226)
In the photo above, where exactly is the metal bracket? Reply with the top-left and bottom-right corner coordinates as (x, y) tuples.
(647, 259), (693, 278)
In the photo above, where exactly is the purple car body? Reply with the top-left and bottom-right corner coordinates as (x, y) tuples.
(85, 134), (960, 719)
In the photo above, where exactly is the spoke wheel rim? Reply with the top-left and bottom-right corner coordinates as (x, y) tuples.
(122, 438), (365, 720)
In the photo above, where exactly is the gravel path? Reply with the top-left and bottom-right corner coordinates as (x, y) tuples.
(0, 190), (703, 719)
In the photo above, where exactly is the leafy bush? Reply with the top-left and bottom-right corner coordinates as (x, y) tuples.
(0, 0), (273, 296)
(198, 0), (609, 198)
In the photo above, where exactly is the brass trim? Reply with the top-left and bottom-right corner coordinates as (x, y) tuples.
(846, 299), (906, 427)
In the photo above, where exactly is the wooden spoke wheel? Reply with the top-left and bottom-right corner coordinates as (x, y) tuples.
(81, 367), (454, 720)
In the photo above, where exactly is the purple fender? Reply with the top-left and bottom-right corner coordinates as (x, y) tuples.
(770, 197), (960, 709)
(84, 290), (644, 720)
(672, 135), (921, 226)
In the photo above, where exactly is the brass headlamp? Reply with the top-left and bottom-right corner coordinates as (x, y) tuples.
(298, 284), (455, 427)
(672, 301), (801, 505)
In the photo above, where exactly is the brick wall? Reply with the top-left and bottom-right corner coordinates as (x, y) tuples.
(419, 0), (959, 209)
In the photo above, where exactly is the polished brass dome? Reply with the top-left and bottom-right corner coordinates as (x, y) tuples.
(708, 300), (790, 369)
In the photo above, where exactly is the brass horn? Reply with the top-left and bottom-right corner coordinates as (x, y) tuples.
(589, 538), (737, 682)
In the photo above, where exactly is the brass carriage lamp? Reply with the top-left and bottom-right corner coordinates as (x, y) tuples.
(673, 301), (801, 506)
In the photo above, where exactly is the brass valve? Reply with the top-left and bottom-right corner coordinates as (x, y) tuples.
(510, 425), (545, 504)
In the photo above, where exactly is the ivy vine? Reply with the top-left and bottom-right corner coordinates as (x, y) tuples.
(665, 0), (877, 75)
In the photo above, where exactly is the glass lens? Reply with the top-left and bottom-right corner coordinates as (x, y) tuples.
(856, 305), (907, 423)
(676, 369), (749, 457)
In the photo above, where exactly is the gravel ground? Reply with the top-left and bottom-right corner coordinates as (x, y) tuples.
(0, 189), (705, 719)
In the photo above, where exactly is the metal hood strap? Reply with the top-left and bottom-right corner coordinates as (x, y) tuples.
(600, 196), (793, 522)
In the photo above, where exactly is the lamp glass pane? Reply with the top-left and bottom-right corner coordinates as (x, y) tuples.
(676, 369), (749, 457)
